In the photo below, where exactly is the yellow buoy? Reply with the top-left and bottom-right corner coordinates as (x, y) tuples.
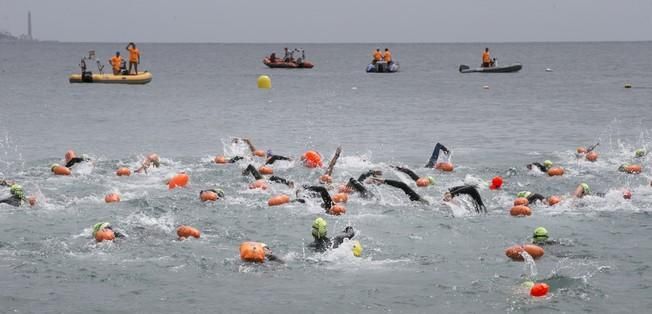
(624, 83), (632, 89)
(257, 75), (271, 89)
(352, 240), (363, 257)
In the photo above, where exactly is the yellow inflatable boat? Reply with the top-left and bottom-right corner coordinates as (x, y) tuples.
(69, 71), (152, 85)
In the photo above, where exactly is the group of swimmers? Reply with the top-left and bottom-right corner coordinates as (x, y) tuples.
(1, 138), (649, 263)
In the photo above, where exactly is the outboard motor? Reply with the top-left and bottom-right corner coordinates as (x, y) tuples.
(82, 71), (93, 82)
(377, 61), (387, 73)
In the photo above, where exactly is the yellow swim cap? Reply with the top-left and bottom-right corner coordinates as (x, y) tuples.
(352, 240), (363, 257)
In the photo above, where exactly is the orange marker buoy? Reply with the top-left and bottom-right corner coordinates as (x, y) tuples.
(258, 166), (273, 175)
(338, 185), (353, 194)
(332, 192), (348, 203)
(104, 193), (120, 203)
(586, 151), (598, 162)
(416, 177), (431, 187)
(513, 197), (529, 206)
(510, 205), (532, 217)
(530, 283), (549, 297)
(51, 164), (71, 176)
(622, 164), (642, 174)
(302, 150), (322, 168)
(547, 195), (561, 206)
(249, 179), (268, 190)
(254, 150), (266, 157)
(65, 150), (76, 163)
(177, 225), (200, 239)
(267, 194), (290, 206)
(547, 167), (564, 176)
(116, 167), (131, 176)
(505, 244), (544, 261)
(435, 162), (454, 172)
(200, 190), (219, 202)
(328, 204), (346, 215)
(214, 155), (227, 164)
(95, 229), (115, 242)
(168, 172), (189, 189)
(576, 147), (587, 154)
(523, 244), (545, 259)
(239, 241), (266, 263)
(319, 175), (332, 184)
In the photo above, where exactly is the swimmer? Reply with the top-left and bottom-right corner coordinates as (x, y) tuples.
(345, 169), (382, 199)
(531, 227), (557, 245)
(526, 160), (553, 172)
(618, 163), (642, 174)
(634, 148), (647, 158)
(369, 177), (428, 204)
(424, 143), (451, 168)
(516, 191), (547, 205)
(241, 138), (291, 163)
(320, 146), (342, 183)
(0, 180), (30, 207)
(392, 165), (436, 187)
(134, 153), (161, 174)
(92, 222), (125, 239)
(199, 188), (224, 201)
(242, 164), (294, 187)
(300, 185), (336, 210)
(573, 183), (604, 198)
(443, 185), (487, 213)
(64, 150), (90, 168)
(309, 217), (356, 252)
(576, 142), (599, 157)
(240, 241), (284, 263)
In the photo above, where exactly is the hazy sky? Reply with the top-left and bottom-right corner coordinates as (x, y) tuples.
(1, 0), (651, 42)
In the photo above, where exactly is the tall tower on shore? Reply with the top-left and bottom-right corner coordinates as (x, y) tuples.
(27, 11), (32, 40)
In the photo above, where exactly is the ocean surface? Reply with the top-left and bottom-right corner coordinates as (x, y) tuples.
(0, 42), (651, 313)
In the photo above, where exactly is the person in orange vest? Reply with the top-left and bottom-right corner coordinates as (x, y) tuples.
(372, 48), (383, 64)
(125, 42), (140, 74)
(109, 52), (122, 75)
(482, 48), (493, 67)
(383, 48), (392, 64)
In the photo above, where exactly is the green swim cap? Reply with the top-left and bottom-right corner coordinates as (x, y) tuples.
(533, 227), (549, 242)
(50, 163), (60, 171)
(543, 160), (553, 168)
(352, 240), (363, 257)
(427, 176), (436, 185)
(516, 191), (531, 198)
(635, 149), (646, 158)
(312, 217), (327, 239)
(215, 188), (225, 198)
(580, 183), (591, 195)
(9, 184), (24, 199)
(618, 163), (630, 172)
(92, 222), (110, 237)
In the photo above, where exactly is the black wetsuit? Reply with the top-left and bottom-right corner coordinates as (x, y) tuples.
(0, 195), (22, 207)
(309, 227), (355, 252)
(243, 164), (293, 187)
(383, 179), (424, 202)
(527, 193), (546, 204)
(303, 185), (334, 210)
(265, 155), (291, 165)
(448, 185), (486, 213)
(425, 143), (450, 168)
(65, 157), (89, 168)
(527, 163), (547, 172)
(346, 170), (378, 199)
(393, 166), (420, 182)
(228, 156), (244, 163)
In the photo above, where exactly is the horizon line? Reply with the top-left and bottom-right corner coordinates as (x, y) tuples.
(16, 39), (652, 45)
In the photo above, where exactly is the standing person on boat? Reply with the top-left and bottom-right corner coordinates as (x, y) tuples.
(109, 52), (122, 75)
(372, 48), (383, 64)
(283, 48), (290, 62)
(482, 48), (493, 68)
(383, 48), (392, 64)
(126, 42), (140, 75)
